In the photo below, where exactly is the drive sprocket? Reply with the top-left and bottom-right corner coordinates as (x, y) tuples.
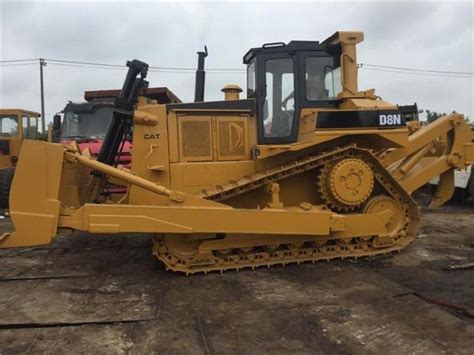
(318, 158), (374, 212)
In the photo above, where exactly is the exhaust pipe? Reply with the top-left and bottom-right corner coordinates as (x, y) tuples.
(194, 46), (208, 102)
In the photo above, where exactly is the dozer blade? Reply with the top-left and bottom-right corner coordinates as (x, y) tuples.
(0, 141), (64, 248)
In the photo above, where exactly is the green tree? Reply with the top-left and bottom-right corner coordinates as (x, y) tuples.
(425, 110), (446, 123)
(425, 110), (470, 124)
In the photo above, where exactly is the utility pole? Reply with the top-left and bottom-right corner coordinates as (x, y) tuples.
(39, 58), (46, 133)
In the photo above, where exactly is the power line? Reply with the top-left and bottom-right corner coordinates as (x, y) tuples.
(359, 66), (473, 78)
(1, 57), (471, 76)
(45, 58), (245, 72)
(149, 70), (245, 75)
(47, 62), (126, 71)
(0, 58), (38, 63)
(150, 66), (244, 72)
(0, 58), (245, 72)
(149, 64), (244, 72)
(0, 63), (38, 67)
(362, 63), (473, 76)
(46, 61), (245, 74)
(45, 58), (124, 68)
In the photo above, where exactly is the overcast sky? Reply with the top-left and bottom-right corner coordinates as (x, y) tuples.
(1, 1), (473, 127)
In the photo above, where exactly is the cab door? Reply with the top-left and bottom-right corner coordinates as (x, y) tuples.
(256, 54), (299, 144)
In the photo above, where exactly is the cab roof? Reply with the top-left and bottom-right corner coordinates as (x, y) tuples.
(84, 86), (181, 104)
(242, 31), (363, 64)
(0, 109), (41, 117)
(243, 40), (332, 64)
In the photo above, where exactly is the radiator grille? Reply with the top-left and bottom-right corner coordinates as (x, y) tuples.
(181, 120), (211, 158)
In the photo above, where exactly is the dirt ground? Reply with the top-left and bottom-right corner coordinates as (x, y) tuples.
(0, 198), (472, 354)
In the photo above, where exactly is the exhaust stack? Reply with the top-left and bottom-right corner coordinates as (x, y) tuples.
(194, 46), (208, 102)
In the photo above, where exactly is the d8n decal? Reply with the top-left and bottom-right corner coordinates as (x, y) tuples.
(379, 114), (402, 126)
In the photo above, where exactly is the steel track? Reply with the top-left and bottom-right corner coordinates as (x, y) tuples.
(153, 147), (420, 274)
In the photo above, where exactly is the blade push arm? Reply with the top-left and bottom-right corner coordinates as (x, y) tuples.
(381, 113), (474, 207)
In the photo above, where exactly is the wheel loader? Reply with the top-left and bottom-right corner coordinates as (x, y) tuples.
(0, 109), (41, 208)
(1, 31), (473, 274)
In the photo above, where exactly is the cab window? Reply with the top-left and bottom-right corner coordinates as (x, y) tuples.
(29, 116), (38, 139)
(61, 111), (79, 138)
(0, 115), (19, 137)
(22, 115), (29, 138)
(263, 58), (295, 139)
(305, 57), (341, 100)
(247, 60), (256, 97)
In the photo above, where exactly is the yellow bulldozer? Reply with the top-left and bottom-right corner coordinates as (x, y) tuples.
(1, 32), (473, 274)
(0, 109), (41, 208)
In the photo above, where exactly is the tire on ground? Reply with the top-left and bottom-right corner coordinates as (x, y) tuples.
(0, 167), (15, 209)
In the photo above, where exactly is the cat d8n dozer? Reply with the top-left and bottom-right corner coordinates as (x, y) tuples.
(1, 32), (473, 274)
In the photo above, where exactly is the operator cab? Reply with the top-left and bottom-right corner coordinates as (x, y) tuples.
(61, 100), (114, 141)
(244, 40), (343, 144)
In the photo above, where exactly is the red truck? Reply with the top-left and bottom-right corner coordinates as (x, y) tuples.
(52, 87), (181, 199)
(55, 87), (181, 165)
